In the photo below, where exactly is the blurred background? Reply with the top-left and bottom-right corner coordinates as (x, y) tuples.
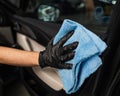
(0, 0), (117, 96)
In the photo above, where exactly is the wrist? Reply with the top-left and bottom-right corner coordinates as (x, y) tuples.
(39, 51), (46, 68)
(31, 51), (40, 66)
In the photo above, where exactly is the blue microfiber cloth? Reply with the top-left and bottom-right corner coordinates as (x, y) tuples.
(53, 19), (107, 94)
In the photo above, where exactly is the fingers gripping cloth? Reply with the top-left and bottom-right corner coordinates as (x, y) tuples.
(53, 19), (107, 94)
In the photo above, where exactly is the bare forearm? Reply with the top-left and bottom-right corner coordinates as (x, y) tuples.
(0, 46), (39, 66)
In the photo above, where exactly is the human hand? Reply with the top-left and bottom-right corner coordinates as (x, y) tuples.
(39, 31), (78, 69)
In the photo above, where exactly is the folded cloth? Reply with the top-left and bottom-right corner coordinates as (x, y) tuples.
(53, 19), (107, 94)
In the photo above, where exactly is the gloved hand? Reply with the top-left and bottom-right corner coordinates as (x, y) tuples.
(39, 31), (78, 69)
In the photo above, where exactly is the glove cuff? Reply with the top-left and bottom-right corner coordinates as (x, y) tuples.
(39, 51), (46, 68)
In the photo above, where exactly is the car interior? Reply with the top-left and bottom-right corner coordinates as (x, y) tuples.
(0, 0), (120, 96)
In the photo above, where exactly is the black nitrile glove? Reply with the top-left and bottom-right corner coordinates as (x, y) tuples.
(39, 31), (78, 69)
